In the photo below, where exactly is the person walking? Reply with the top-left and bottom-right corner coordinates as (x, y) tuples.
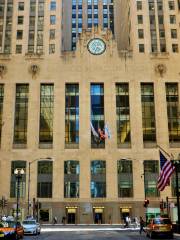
(139, 216), (145, 234)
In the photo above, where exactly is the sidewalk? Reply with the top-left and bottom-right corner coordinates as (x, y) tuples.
(40, 224), (140, 232)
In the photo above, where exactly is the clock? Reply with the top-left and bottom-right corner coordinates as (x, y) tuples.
(87, 38), (106, 55)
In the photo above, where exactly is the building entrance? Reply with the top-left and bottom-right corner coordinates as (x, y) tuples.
(93, 207), (104, 224)
(66, 207), (77, 224)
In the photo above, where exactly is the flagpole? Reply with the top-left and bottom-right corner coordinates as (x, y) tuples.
(157, 145), (171, 158)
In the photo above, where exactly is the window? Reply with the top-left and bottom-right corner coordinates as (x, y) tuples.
(170, 15), (176, 24)
(116, 84), (131, 147)
(16, 45), (22, 54)
(49, 44), (55, 54)
(65, 84), (79, 147)
(64, 161), (80, 198)
(49, 29), (55, 39)
(50, 1), (56, 11)
(37, 161), (53, 198)
(138, 29), (144, 39)
(118, 160), (133, 197)
(137, 1), (142, 10)
(137, 15), (143, 24)
(18, 2), (24, 11)
(91, 161), (106, 198)
(17, 16), (24, 25)
(50, 15), (56, 25)
(171, 29), (177, 38)
(139, 44), (145, 52)
(169, 1), (175, 10)
(159, 29), (165, 38)
(166, 83), (180, 145)
(16, 30), (23, 40)
(144, 160), (159, 197)
(172, 43), (179, 52)
(10, 161), (26, 198)
(0, 85), (4, 145)
(141, 83), (156, 146)
(39, 84), (54, 145)
(13, 84), (29, 145)
(91, 84), (105, 149)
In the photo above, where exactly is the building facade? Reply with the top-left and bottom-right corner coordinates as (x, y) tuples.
(0, 0), (179, 224)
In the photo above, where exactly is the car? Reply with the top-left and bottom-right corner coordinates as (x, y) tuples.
(0, 221), (24, 239)
(146, 217), (173, 239)
(22, 219), (40, 235)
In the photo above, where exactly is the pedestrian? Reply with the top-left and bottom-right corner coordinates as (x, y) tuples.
(139, 216), (145, 234)
(53, 216), (57, 224)
(135, 216), (139, 228)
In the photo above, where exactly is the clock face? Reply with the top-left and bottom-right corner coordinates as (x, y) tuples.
(87, 38), (106, 55)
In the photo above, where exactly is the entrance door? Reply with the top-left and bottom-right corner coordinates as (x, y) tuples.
(94, 213), (103, 224)
(67, 213), (76, 224)
(93, 208), (104, 224)
(66, 208), (76, 224)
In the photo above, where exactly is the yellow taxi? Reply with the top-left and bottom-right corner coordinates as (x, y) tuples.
(146, 217), (173, 239)
(0, 221), (24, 239)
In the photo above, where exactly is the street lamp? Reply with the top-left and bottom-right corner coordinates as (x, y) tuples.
(27, 157), (53, 216)
(14, 168), (25, 223)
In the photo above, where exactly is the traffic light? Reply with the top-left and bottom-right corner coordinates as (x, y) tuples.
(143, 199), (149, 208)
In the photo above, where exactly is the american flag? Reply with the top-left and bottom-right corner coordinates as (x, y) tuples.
(157, 150), (175, 191)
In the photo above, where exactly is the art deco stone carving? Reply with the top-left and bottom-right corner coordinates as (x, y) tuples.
(0, 64), (7, 78)
(155, 64), (167, 77)
(29, 64), (40, 78)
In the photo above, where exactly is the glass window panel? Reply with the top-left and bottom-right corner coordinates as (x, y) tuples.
(39, 84), (54, 144)
(13, 84), (29, 145)
(166, 83), (180, 143)
(37, 161), (53, 198)
(65, 84), (79, 146)
(141, 83), (156, 144)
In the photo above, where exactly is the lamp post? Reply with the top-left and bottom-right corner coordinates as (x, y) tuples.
(14, 168), (25, 223)
(173, 154), (180, 232)
(27, 157), (53, 216)
(141, 161), (148, 225)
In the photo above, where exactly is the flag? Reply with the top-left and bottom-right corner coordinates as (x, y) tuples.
(98, 128), (106, 140)
(90, 122), (99, 139)
(157, 150), (175, 191)
(104, 123), (111, 139)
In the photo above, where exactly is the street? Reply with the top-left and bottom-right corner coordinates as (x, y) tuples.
(23, 227), (180, 240)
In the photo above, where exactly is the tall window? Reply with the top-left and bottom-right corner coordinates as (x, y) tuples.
(10, 161), (26, 198)
(116, 83), (131, 148)
(148, 0), (157, 52)
(91, 84), (105, 148)
(0, 85), (4, 145)
(39, 84), (54, 146)
(117, 160), (133, 197)
(141, 83), (156, 147)
(91, 160), (106, 198)
(13, 84), (29, 146)
(37, 161), (53, 198)
(65, 84), (79, 148)
(144, 160), (159, 198)
(64, 161), (80, 198)
(0, 1), (5, 51)
(4, 0), (13, 53)
(166, 83), (180, 146)
(28, 0), (36, 53)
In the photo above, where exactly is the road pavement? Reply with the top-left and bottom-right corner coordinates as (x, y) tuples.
(23, 225), (180, 240)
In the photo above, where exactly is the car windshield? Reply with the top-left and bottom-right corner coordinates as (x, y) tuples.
(22, 220), (36, 225)
(1, 221), (16, 228)
(153, 219), (171, 224)
(0, 223), (4, 227)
